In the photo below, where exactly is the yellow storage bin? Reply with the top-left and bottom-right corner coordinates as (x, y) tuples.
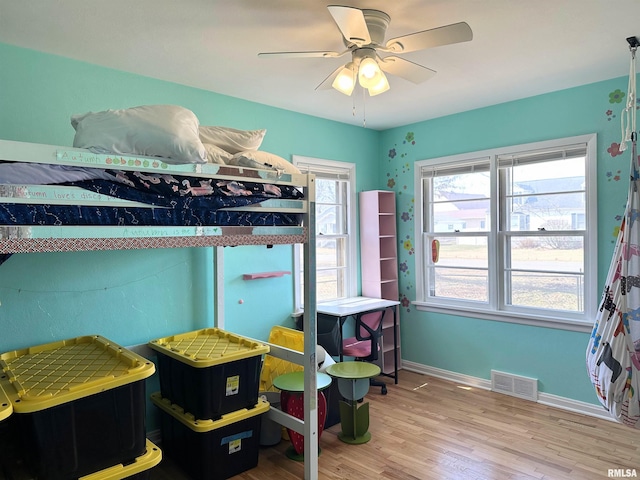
(151, 392), (269, 480)
(0, 335), (155, 412)
(148, 328), (269, 420)
(1, 438), (161, 480)
(0, 335), (155, 480)
(0, 383), (11, 422)
(259, 325), (304, 393)
(81, 438), (162, 480)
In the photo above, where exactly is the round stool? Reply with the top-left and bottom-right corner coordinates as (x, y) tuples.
(325, 361), (381, 444)
(273, 371), (332, 461)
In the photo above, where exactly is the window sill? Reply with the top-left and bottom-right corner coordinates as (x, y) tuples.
(413, 301), (593, 333)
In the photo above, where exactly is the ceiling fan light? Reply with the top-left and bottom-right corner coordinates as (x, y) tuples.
(358, 57), (383, 88)
(367, 71), (390, 96)
(332, 63), (356, 95)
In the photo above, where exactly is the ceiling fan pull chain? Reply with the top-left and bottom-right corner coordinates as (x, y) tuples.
(362, 85), (367, 128)
(352, 91), (356, 118)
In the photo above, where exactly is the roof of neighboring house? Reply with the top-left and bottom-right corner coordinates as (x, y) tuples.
(438, 176), (584, 211)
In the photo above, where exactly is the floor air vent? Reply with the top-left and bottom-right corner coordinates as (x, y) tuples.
(491, 370), (538, 402)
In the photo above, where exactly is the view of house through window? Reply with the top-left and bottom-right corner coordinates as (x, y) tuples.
(293, 156), (356, 308)
(414, 134), (597, 328)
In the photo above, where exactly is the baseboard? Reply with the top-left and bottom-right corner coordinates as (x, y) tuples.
(402, 360), (493, 390)
(401, 360), (615, 422)
(536, 392), (614, 421)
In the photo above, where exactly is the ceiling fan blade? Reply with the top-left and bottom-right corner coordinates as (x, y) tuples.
(258, 50), (345, 59)
(384, 22), (473, 53)
(327, 5), (371, 47)
(315, 65), (345, 90)
(378, 56), (436, 84)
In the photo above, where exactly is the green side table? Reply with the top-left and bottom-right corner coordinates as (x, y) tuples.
(324, 361), (381, 444)
(273, 371), (332, 461)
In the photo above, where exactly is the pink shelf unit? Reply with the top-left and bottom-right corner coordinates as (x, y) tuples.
(359, 190), (401, 375)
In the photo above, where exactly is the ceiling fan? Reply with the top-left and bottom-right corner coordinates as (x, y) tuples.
(258, 5), (473, 96)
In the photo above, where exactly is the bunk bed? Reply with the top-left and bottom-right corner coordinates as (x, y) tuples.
(0, 137), (322, 480)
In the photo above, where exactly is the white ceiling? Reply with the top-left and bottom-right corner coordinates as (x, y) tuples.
(1, 1), (639, 130)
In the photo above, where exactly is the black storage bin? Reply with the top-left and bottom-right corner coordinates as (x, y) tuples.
(0, 335), (155, 480)
(0, 430), (161, 480)
(14, 382), (147, 479)
(152, 393), (268, 480)
(0, 402), (16, 480)
(149, 328), (269, 421)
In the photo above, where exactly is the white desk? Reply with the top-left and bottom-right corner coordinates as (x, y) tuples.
(317, 296), (400, 384)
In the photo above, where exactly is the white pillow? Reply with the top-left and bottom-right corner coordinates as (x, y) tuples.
(199, 126), (266, 154)
(71, 105), (207, 165)
(228, 150), (300, 174)
(203, 143), (232, 165)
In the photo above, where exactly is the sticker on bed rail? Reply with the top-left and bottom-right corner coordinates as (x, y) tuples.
(57, 150), (223, 175)
(0, 184), (157, 207)
(56, 150), (197, 173)
(55, 151), (305, 184)
(18, 225), (221, 239)
(57, 150), (168, 169)
(120, 226), (221, 238)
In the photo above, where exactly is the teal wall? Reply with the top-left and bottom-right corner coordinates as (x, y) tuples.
(0, 43), (379, 430)
(380, 78), (631, 403)
(0, 42), (629, 420)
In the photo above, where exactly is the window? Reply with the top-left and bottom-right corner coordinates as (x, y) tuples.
(293, 156), (357, 308)
(414, 134), (597, 330)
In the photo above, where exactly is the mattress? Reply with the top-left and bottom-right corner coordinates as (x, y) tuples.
(0, 175), (304, 228)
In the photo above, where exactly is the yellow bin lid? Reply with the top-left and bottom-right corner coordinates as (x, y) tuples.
(0, 383), (12, 421)
(80, 438), (162, 480)
(150, 392), (269, 433)
(148, 328), (269, 368)
(0, 335), (155, 413)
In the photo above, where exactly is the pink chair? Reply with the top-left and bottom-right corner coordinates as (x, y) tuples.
(341, 311), (387, 395)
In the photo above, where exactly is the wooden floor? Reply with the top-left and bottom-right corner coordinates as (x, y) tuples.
(151, 370), (640, 480)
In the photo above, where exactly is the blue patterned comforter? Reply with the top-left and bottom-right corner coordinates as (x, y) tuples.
(0, 169), (304, 227)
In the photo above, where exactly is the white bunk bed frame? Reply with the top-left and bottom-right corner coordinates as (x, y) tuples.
(0, 139), (321, 480)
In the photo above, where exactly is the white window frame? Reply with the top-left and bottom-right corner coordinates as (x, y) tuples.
(413, 134), (598, 332)
(293, 155), (357, 310)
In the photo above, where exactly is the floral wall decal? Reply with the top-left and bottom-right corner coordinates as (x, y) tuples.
(385, 131), (418, 312)
(609, 89), (625, 104)
(604, 89), (637, 242)
(607, 142), (624, 157)
(402, 236), (414, 255)
(607, 170), (622, 182)
(400, 293), (411, 310)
